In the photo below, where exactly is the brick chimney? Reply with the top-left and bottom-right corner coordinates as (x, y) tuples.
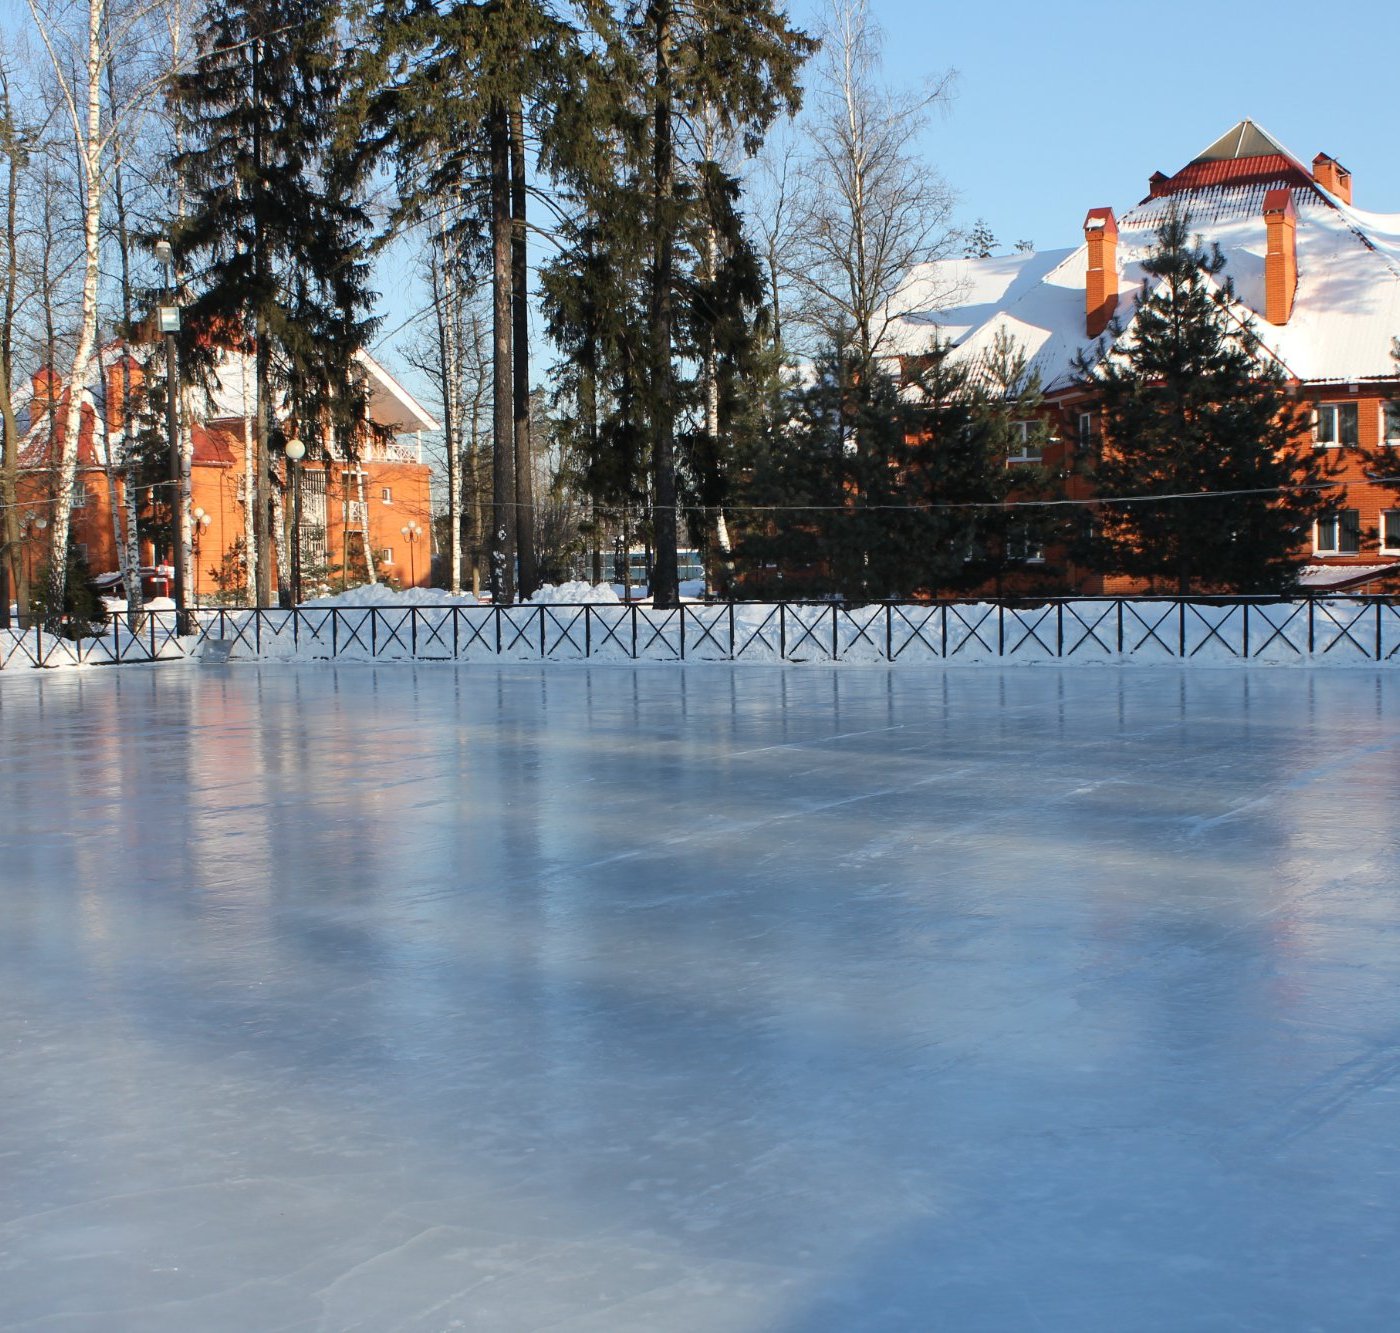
(1084, 208), (1119, 340)
(104, 355), (145, 431)
(1148, 171), (1169, 198)
(1262, 189), (1297, 326)
(30, 366), (60, 410)
(1312, 153), (1352, 205)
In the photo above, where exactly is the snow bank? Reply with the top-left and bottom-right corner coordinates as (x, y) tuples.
(527, 581), (620, 605)
(301, 584), (484, 609)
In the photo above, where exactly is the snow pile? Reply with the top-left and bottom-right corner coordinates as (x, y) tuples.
(527, 581), (620, 605)
(301, 584), (484, 609)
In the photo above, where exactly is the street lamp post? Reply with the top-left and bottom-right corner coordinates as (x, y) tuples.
(23, 511), (48, 623)
(284, 436), (305, 605)
(190, 506), (212, 605)
(400, 520), (422, 589)
(154, 239), (189, 634)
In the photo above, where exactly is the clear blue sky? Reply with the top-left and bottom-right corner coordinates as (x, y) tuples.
(789, 0), (1400, 249)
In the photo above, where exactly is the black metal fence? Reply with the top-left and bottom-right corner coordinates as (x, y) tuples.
(0, 613), (185, 669)
(188, 598), (1400, 666)
(7, 598), (1400, 670)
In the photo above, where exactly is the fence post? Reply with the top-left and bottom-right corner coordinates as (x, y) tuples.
(539, 605), (546, 659)
(585, 605), (592, 659)
(1308, 598), (1315, 655)
(779, 603), (786, 660)
(729, 601), (736, 661)
(885, 604), (892, 661)
(1378, 601), (1384, 661)
(1179, 601), (1186, 659)
(371, 610), (378, 658)
(453, 607), (460, 660)
(256, 609), (263, 655)
(832, 604), (839, 661)
(411, 608), (418, 658)
(495, 605), (502, 656)
(1117, 600), (1123, 657)
(332, 609), (339, 659)
(631, 603), (637, 659)
(1057, 601), (1064, 657)
(998, 603), (1005, 657)
(1242, 603), (1249, 659)
(679, 604), (687, 661)
(941, 603), (948, 658)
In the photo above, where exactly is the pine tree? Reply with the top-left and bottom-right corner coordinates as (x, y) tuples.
(603, 0), (814, 607)
(964, 219), (999, 259)
(1075, 206), (1334, 595)
(172, 0), (379, 607)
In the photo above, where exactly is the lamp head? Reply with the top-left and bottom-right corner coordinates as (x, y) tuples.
(284, 437), (305, 462)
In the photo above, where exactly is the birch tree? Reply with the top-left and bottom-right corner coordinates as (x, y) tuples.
(790, 0), (958, 374)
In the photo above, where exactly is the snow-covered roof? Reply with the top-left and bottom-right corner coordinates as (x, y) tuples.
(886, 120), (1400, 393)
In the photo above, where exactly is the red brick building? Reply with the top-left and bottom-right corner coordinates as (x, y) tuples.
(15, 341), (437, 602)
(888, 120), (1400, 593)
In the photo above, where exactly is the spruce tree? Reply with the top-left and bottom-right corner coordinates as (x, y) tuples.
(600, 0), (814, 607)
(1075, 206), (1333, 595)
(173, 0), (378, 607)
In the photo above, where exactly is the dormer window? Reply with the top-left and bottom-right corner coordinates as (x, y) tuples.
(1315, 402), (1359, 447)
(1007, 421), (1042, 464)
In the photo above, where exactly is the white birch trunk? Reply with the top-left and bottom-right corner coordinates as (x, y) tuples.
(356, 467), (377, 584)
(241, 364), (257, 600)
(37, 0), (105, 629)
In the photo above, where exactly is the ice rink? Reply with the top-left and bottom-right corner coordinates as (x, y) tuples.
(3, 661), (1400, 1331)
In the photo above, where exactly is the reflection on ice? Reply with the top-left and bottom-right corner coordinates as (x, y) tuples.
(2, 664), (1399, 1330)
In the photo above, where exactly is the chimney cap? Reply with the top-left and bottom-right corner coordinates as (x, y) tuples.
(1083, 206), (1118, 237)
(1262, 187), (1296, 219)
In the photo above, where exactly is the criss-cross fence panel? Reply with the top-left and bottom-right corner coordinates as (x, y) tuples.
(586, 606), (637, 661)
(453, 607), (499, 660)
(837, 605), (888, 662)
(1381, 602), (1400, 661)
(1312, 600), (1381, 662)
(1246, 602), (1309, 661)
(1002, 604), (1060, 661)
(683, 604), (734, 661)
(542, 606), (589, 660)
(782, 604), (836, 662)
(498, 607), (547, 660)
(945, 603), (1000, 660)
(1060, 601), (1118, 660)
(369, 609), (417, 660)
(732, 605), (783, 661)
(1120, 601), (1181, 662)
(1182, 602), (1246, 661)
(290, 609), (338, 659)
(410, 608), (456, 660)
(635, 607), (682, 661)
(888, 604), (942, 662)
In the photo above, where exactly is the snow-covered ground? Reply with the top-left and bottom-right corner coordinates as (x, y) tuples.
(2, 664), (1399, 1330)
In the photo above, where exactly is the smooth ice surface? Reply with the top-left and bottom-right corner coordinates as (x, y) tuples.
(3, 663), (1400, 1331)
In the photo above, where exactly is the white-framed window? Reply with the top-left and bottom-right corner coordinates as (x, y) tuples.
(1314, 402), (1359, 447)
(381, 486), (393, 503)
(1007, 421), (1043, 464)
(343, 500), (367, 525)
(1384, 401), (1400, 446)
(1077, 411), (1094, 450)
(1315, 509), (1361, 555)
(74, 542), (89, 563)
(70, 479), (89, 509)
(380, 547), (393, 565)
(1007, 523), (1044, 563)
(1381, 511), (1400, 554)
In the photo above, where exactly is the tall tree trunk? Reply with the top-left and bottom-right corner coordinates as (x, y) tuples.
(43, 0), (106, 632)
(251, 36), (273, 607)
(510, 96), (537, 598)
(649, 2), (679, 608)
(241, 366), (257, 600)
(488, 102), (516, 603)
(430, 233), (461, 595)
(254, 322), (273, 606)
